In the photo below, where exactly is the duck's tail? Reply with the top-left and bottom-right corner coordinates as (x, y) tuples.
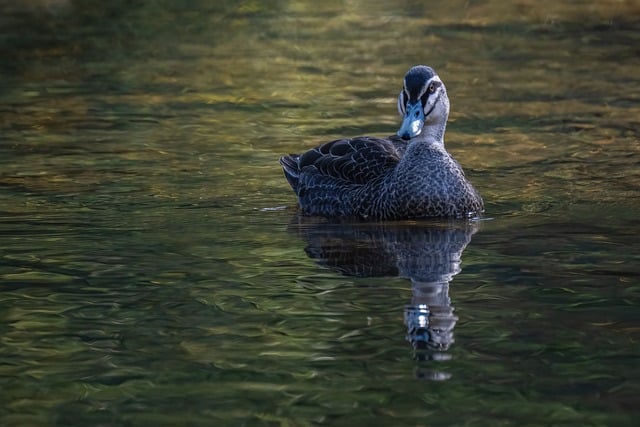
(279, 154), (300, 191)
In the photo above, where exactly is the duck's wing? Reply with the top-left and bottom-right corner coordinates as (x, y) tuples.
(297, 136), (404, 185)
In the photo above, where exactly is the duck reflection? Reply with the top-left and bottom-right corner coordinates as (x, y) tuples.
(290, 217), (478, 380)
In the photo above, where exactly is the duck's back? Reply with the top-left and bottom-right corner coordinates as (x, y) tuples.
(280, 136), (482, 220)
(281, 136), (405, 217)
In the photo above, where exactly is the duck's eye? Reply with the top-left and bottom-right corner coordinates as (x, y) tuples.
(429, 83), (435, 93)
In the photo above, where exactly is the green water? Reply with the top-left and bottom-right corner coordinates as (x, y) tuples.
(1, 1), (639, 426)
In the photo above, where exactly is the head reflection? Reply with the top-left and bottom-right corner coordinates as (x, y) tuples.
(290, 217), (478, 381)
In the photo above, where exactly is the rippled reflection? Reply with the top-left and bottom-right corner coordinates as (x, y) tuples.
(290, 217), (478, 380)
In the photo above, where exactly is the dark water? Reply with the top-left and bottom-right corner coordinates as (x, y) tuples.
(1, 1), (639, 425)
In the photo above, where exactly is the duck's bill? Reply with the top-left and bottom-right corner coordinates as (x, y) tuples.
(397, 102), (424, 140)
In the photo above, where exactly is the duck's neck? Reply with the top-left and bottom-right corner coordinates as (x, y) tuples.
(418, 118), (447, 145)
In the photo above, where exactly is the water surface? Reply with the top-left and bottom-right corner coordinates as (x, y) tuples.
(1, 1), (639, 425)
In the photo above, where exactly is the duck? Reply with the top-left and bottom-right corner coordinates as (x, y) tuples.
(280, 65), (483, 220)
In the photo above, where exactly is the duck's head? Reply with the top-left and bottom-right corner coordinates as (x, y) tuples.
(396, 65), (450, 141)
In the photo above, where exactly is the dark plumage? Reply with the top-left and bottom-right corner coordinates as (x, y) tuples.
(280, 65), (483, 220)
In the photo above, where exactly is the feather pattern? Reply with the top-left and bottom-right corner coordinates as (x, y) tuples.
(279, 66), (484, 220)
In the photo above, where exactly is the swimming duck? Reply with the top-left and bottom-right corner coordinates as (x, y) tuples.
(280, 65), (483, 220)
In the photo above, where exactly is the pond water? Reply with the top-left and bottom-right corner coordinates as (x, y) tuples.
(1, 0), (639, 425)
